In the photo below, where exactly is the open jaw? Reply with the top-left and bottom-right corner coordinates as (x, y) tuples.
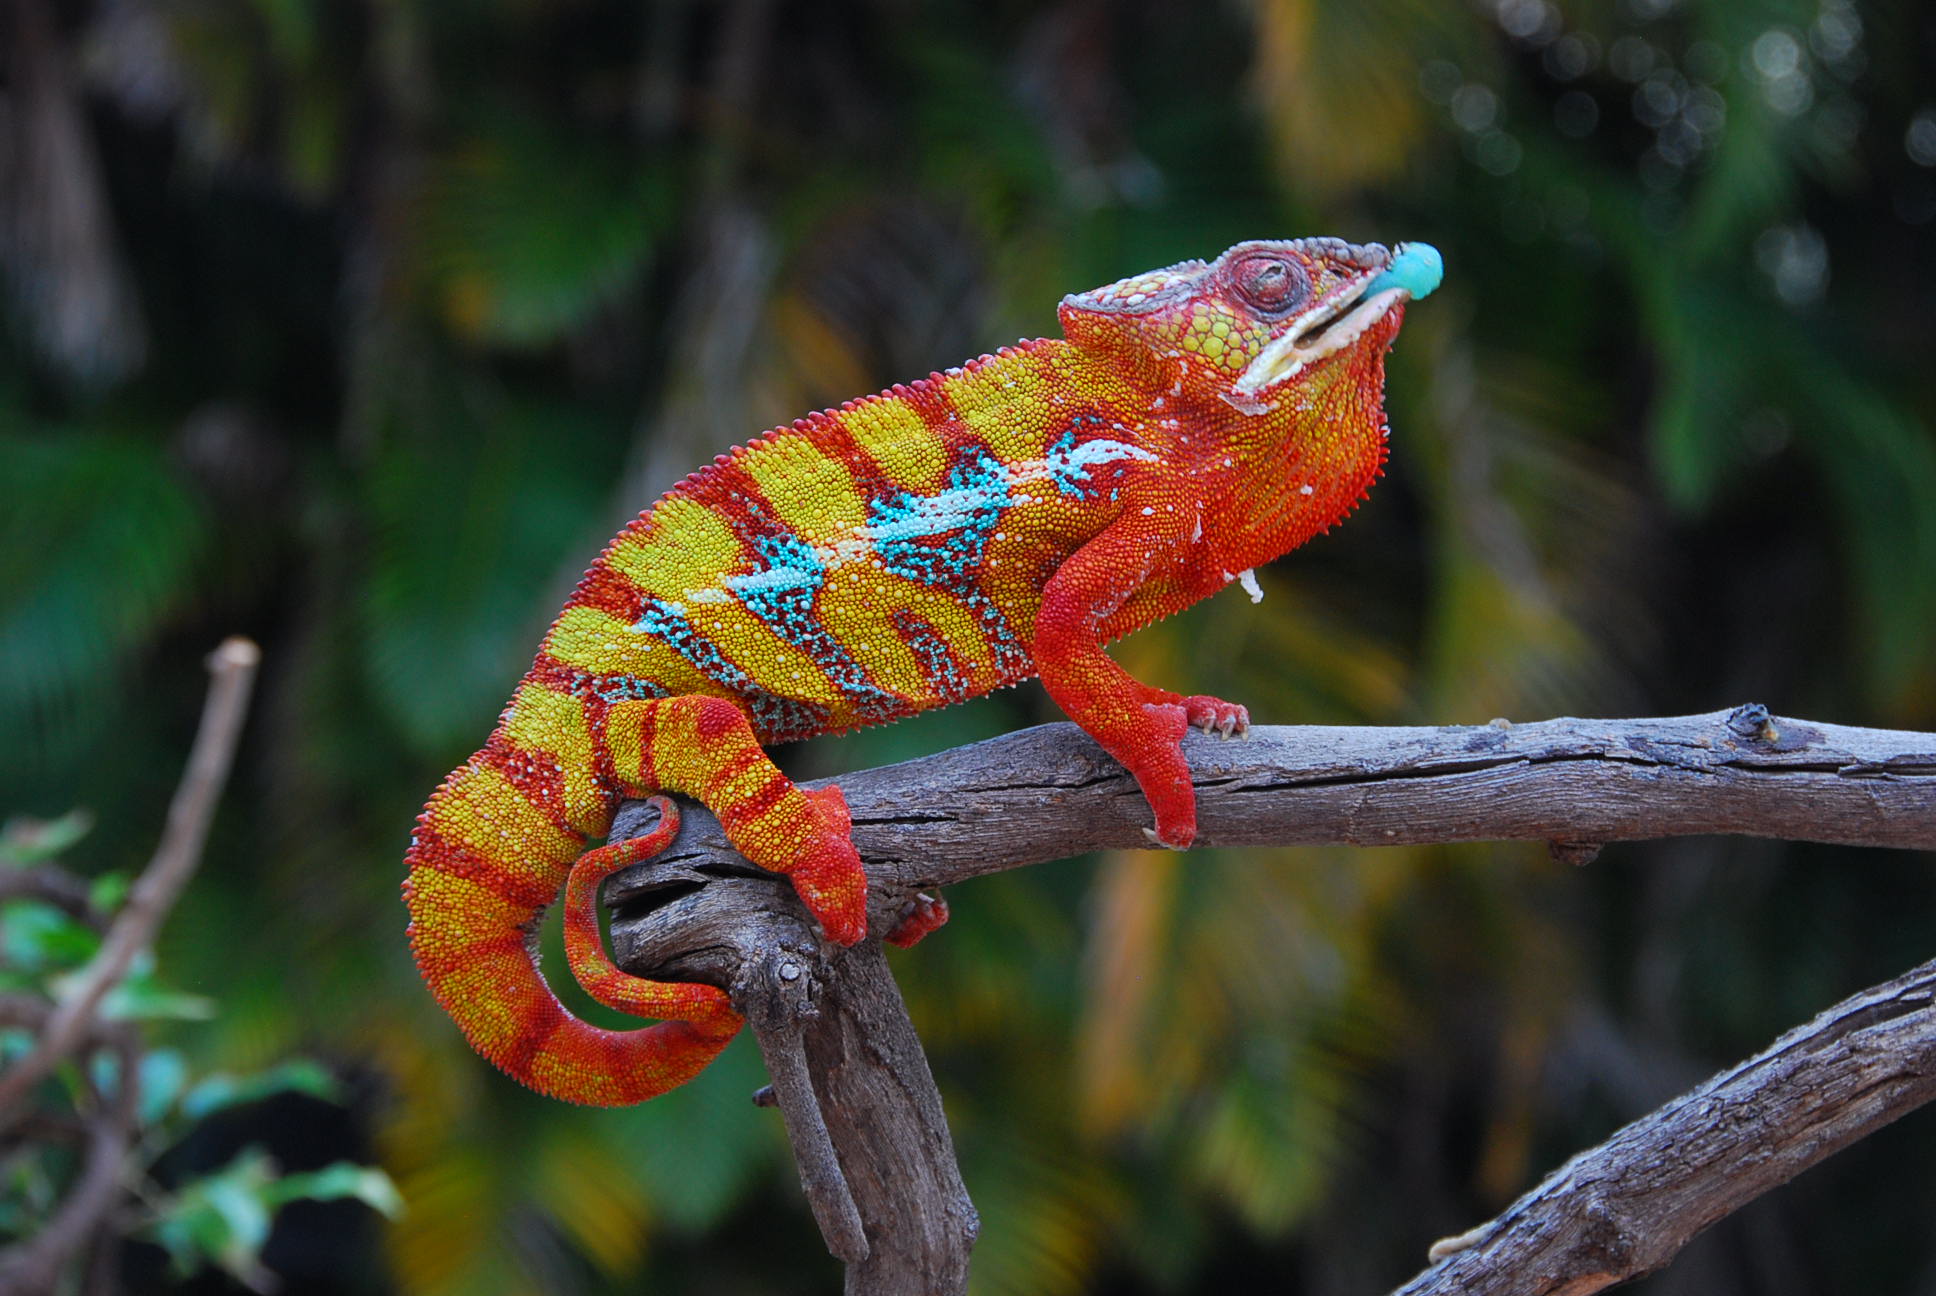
(1232, 241), (1443, 398)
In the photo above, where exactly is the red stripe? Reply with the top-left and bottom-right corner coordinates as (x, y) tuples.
(580, 693), (622, 796)
(803, 410), (899, 502)
(894, 377), (962, 450)
(476, 737), (583, 842)
(675, 456), (778, 542)
(688, 695), (751, 742)
(632, 700), (661, 788)
(564, 560), (643, 622)
(718, 770), (792, 829)
(497, 996), (566, 1075)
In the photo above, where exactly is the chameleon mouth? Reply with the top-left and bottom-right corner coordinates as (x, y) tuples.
(1232, 242), (1442, 399)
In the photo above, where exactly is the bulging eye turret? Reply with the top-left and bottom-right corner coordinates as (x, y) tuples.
(1230, 254), (1309, 316)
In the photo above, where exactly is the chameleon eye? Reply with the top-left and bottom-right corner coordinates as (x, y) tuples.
(1231, 255), (1308, 315)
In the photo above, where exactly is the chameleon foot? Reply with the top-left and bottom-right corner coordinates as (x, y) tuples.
(885, 892), (949, 948)
(785, 784), (870, 946)
(1181, 694), (1249, 739)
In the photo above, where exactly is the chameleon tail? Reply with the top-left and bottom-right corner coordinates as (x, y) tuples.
(562, 797), (723, 1016)
(403, 753), (739, 1107)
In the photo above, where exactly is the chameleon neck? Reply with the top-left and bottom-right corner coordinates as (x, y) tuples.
(1046, 310), (1398, 582)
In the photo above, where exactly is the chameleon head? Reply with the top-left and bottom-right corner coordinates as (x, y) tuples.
(1058, 238), (1441, 405)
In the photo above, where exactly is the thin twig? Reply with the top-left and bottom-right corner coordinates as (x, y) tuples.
(742, 951), (871, 1265)
(0, 1006), (142, 1296)
(0, 637), (260, 1121)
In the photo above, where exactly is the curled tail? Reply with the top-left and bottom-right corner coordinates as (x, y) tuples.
(403, 745), (739, 1107)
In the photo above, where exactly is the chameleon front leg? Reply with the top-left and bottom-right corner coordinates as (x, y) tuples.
(1033, 496), (1245, 849)
(603, 695), (870, 944)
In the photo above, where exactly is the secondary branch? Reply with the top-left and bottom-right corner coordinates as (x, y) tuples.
(1396, 956), (1936, 1294)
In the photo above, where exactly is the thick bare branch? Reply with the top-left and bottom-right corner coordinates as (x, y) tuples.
(607, 798), (978, 1296)
(604, 705), (1933, 1293)
(609, 707), (1934, 925)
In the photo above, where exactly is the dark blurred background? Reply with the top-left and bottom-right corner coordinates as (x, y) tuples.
(3, 0), (1934, 1291)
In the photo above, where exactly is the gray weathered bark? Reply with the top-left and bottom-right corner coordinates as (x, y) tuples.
(605, 707), (1936, 1294)
(1400, 956), (1936, 1294)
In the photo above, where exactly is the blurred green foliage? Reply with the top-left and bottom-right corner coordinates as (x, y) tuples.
(0, 813), (400, 1289)
(2, 0), (1932, 1292)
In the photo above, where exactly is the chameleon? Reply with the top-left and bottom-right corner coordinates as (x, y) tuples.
(403, 236), (1443, 1106)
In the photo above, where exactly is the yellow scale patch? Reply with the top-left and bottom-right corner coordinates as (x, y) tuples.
(816, 564), (995, 702)
(442, 953), (540, 1050)
(600, 697), (651, 786)
(544, 605), (716, 697)
(689, 600), (847, 704)
(839, 397), (947, 492)
(1176, 303), (1266, 374)
(938, 360), (1055, 464)
(740, 438), (866, 543)
(606, 498), (745, 600)
(976, 478), (1078, 639)
(434, 763), (582, 882)
(408, 868), (507, 955)
(500, 682), (606, 835)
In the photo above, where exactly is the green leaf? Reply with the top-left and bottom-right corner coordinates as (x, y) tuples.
(0, 810), (95, 866)
(147, 1148), (277, 1283)
(260, 1161), (404, 1218)
(91, 968), (218, 1023)
(1, 902), (100, 976)
(145, 1148), (400, 1286)
(182, 1059), (344, 1120)
(88, 871), (129, 913)
(137, 1048), (192, 1125)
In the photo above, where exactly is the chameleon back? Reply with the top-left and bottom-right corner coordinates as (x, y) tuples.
(531, 338), (1158, 741)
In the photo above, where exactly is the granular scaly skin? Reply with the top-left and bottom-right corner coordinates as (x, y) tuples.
(404, 237), (1429, 1106)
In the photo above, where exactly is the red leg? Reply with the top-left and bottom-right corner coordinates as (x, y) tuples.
(1034, 502), (1245, 848)
(607, 697), (870, 944)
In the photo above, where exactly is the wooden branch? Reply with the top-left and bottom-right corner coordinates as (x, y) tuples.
(0, 1001), (141, 1296)
(610, 707), (1934, 914)
(607, 798), (979, 1296)
(603, 706), (1934, 1292)
(1400, 956), (1936, 1294)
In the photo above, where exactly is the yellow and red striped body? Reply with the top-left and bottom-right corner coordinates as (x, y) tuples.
(404, 237), (1429, 1104)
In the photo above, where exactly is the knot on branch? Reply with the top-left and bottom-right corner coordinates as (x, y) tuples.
(1725, 702), (1781, 745)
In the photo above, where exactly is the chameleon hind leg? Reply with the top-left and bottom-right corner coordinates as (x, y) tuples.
(603, 696), (870, 944)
